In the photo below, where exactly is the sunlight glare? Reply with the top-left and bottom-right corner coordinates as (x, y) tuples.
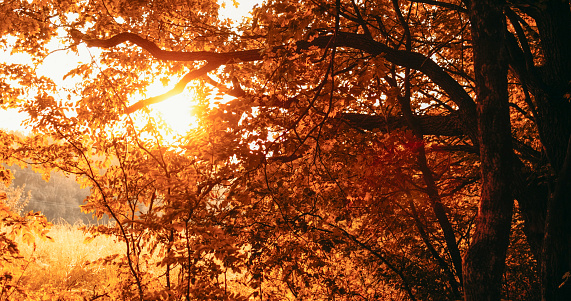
(146, 84), (199, 137)
(219, 0), (260, 23)
(136, 0), (262, 140)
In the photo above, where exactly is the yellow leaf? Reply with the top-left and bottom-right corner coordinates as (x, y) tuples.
(22, 232), (35, 245)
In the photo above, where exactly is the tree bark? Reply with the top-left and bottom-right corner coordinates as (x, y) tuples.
(542, 135), (571, 300)
(536, 3), (571, 300)
(339, 113), (464, 136)
(504, 1), (571, 298)
(462, 1), (514, 300)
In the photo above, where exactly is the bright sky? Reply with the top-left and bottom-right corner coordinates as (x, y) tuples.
(0, 41), (92, 133)
(0, 0), (260, 136)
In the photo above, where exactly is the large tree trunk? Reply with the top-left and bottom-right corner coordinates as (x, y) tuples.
(462, 1), (514, 300)
(505, 1), (571, 298)
(542, 136), (571, 300)
(530, 3), (571, 299)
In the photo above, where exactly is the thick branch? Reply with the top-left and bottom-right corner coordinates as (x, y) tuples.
(339, 113), (464, 136)
(72, 31), (477, 140)
(335, 31), (477, 144)
(125, 62), (220, 113)
(340, 113), (539, 159)
(71, 30), (262, 63)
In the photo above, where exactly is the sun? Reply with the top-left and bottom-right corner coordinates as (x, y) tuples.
(149, 87), (198, 132)
(0, 0), (261, 138)
(135, 0), (261, 140)
(126, 86), (204, 146)
(151, 92), (198, 135)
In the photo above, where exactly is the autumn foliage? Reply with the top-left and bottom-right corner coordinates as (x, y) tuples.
(1, 0), (571, 300)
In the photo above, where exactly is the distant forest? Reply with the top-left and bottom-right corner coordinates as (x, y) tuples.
(4, 164), (102, 224)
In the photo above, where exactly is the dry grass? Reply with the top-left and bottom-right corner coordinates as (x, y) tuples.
(3, 222), (125, 300)
(0, 222), (254, 300)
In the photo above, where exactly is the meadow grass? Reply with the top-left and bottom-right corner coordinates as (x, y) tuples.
(3, 221), (124, 300)
(1, 221), (254, 300)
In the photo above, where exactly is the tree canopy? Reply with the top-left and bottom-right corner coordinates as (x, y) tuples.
(1, 0), (570, 300)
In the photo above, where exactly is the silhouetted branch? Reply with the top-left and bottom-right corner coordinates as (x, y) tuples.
(125, 62), (220, 113)
(339, 113), (464, 136)
(71, 30), (478, 140)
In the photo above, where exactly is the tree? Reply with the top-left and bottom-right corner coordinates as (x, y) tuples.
(462, 1), (513, 299)
(5, 164), (94, 223)
(1, 180), (31, 217)
(1, 0), (570, 300)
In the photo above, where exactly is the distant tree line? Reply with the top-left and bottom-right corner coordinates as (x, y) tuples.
(4, 164), (104, 224)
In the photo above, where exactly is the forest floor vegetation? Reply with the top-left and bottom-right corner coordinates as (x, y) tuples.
(2, 221), (123, 300)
